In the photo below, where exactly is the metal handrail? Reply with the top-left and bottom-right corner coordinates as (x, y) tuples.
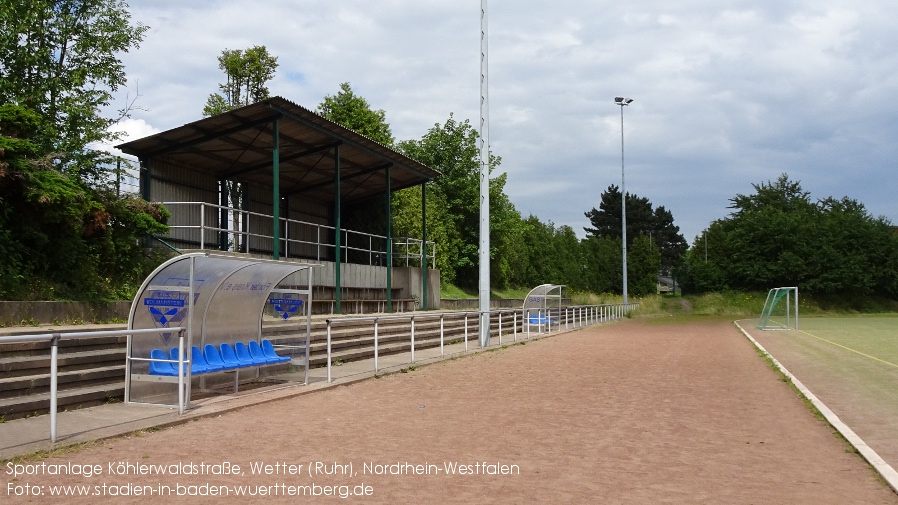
(0, 327), (184, 443)
(158, 201), (436, 267)
(322, 303), (638, 383)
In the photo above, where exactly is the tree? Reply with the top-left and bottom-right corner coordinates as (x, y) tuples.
(0, 103), (169, 300)
(397, 114), (508, 288)
(0, 2), (169, 300)
(317, 82), (394, 146)
(681, 174), (898, 298)
(202, 45), (278, 251)
(203, 45), (278, 116)
(0, 0), (148, 179)
(584, 185), (687, 271)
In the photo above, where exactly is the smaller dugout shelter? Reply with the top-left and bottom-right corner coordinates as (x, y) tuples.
(125, 253), (316, 411)
(523, 284), (566, 333)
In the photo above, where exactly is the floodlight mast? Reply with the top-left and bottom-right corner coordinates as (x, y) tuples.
(614, 97), (633, 306)
(478, 0), (491, 347)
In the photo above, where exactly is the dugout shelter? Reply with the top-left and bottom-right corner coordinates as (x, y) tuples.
(125, 253), (316, 412)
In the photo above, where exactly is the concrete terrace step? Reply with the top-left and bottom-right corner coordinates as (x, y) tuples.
(0, 382), (125, 420)
(0, 348), (125, 378)
(0, 365), (125, 400)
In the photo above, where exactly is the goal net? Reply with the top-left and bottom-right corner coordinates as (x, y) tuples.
(757, 287), (798, 330)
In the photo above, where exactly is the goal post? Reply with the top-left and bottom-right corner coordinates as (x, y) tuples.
(757, 286), (798, 330)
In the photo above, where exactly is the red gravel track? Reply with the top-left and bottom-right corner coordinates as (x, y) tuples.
(4, 319), (896, 504)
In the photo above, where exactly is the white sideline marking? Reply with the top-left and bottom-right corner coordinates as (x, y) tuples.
(735, 321), (898, 495)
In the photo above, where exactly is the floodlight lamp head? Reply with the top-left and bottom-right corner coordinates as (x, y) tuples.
(615, 97), (634, 105)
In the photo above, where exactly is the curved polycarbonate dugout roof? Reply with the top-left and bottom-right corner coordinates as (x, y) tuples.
(129, 253), (315, 345)
(522, 284), (565, 310)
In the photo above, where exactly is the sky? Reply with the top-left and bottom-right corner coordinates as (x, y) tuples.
(105, 0), (898, 244)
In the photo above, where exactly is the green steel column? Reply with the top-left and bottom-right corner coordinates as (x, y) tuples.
(272, 118), (280, 260)
(385, 165), (393, 313)
(334, 145), (342, 314)
(421, 182), (428, 310)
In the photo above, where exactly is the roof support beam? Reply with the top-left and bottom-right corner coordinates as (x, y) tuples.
(222, 141), (342, 179)
(138, 115), (275, 158)
(285, 162), (393, 197)
(266, 101), (436, 181)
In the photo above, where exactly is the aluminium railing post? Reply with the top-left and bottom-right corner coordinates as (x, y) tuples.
(326, 320), (333, 383)
(524, 309), (530, 340)
(464, 313), (469, 353)
(200, 202), (205, 250)
(284, 217), (289, 258)
(177, 331), (185, 415)
(513, 311), (518, 343)
(374, 318), (379, 373)
(440, 314), (445, 357)
(410, 316), (416, 364)
(50, 334), (60, 443)
(498, 311), (502, 346)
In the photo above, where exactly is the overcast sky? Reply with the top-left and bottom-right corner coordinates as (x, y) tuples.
(107, 0), (898, 243)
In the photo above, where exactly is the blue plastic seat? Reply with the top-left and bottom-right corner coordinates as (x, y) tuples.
(234, 342), (261, 366)
(193, 345), (224, 372)
(168, 347), (201, 373)
(248, 340), (279, 364)
(204, 344), (234, 370)
(220, 343), (250, 368)
(261, 340), (291, 363)
(169, 346), (209, 374)
(149, 349), (177, 376)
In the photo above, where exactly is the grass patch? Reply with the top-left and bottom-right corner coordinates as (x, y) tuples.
(440, 282), (541, 300)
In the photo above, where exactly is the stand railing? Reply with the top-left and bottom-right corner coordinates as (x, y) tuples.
(323, 303), (637, 383)
(158, 201), (435, 267)
(0, 327), (184, 443)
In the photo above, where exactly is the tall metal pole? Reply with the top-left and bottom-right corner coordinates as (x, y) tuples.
(478, 0), (491, 347)
(615, 98), (632, 306)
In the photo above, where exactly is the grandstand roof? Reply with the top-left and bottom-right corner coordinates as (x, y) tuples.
(117, 96), (440, 205)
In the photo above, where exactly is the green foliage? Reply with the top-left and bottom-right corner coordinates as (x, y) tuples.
(202, 45), (278, 117)
(397, 114), (516, 288)
(584, 184), (687, 271)
(0, 0), (148, 178)
(317, 83), (394, 146)
(0, 103), (168, 300)
(681, 174), (898, 298)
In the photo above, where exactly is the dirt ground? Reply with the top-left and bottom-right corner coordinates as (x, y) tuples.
(4, 319), (897, 504)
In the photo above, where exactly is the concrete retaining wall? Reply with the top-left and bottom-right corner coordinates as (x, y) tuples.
(0, 301), (131, 326)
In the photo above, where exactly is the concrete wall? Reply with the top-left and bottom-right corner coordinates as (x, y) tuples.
(0, 301), (131, 326)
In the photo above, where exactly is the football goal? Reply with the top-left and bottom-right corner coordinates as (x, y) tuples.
(757, 286), (798, 330)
